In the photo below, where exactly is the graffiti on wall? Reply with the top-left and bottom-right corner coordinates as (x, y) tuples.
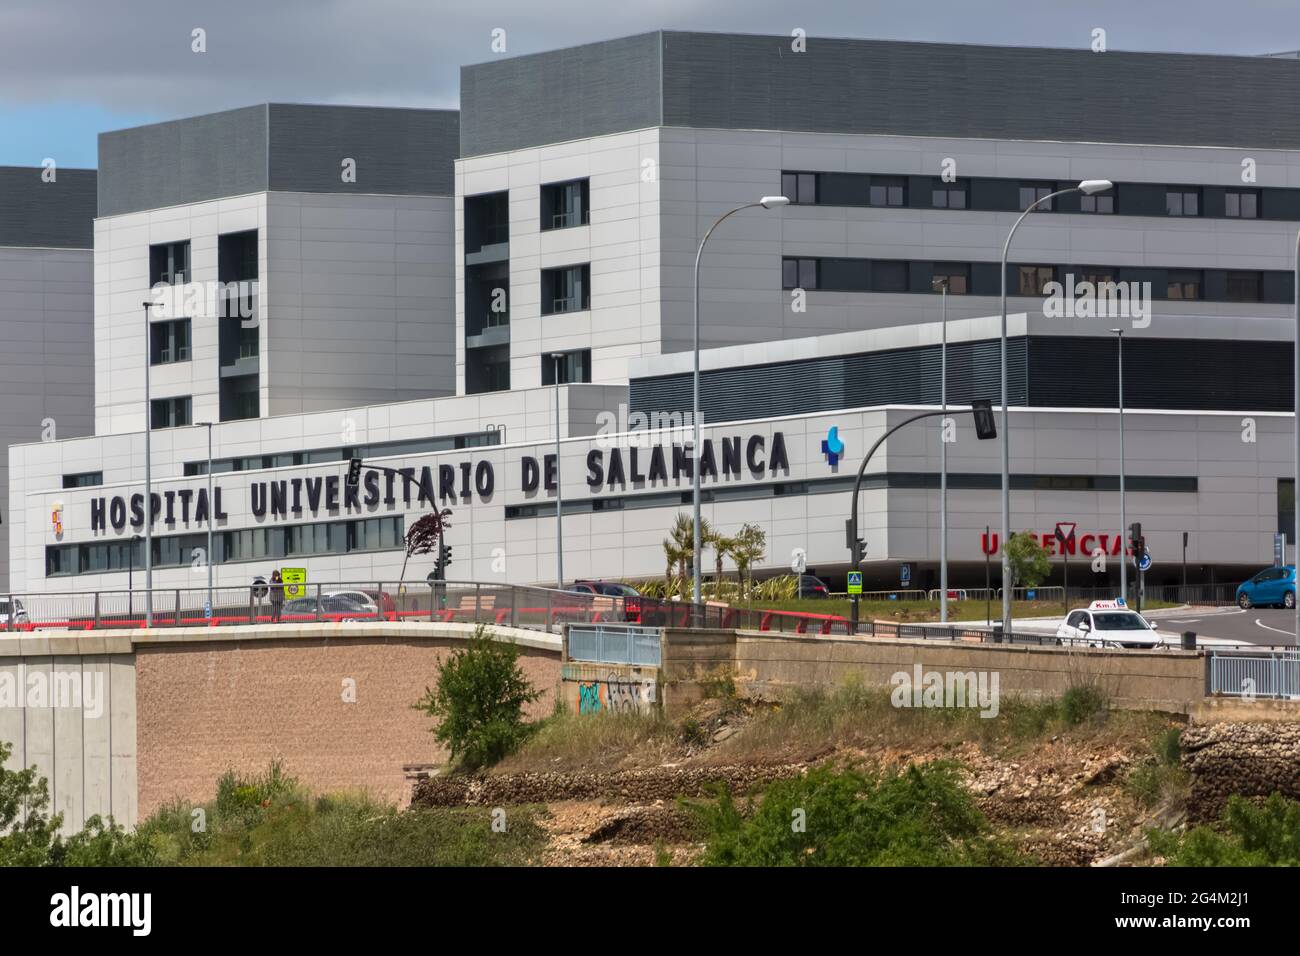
(576, 673), (656, 714)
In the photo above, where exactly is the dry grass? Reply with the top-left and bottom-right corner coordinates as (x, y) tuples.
(493, 710), (682, 774)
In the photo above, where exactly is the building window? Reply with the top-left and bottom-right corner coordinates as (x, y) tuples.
(1080, 191), (1114, 214)
(1166, 188), (1200, 216)
(1225, 270), (1263, 302)
(871, 260), (908, 293)
(1281, 479), (1295, 545)
(869, 176), (906, 207)
(1019, 182), (1055, 211)
(931, 264), (970, 294)
(1225, 189), (1260, 219)
(1017, 265), (1055, 295)
(1079, 267), (1117, 287)
(932, 180), (967, 209)
(151, 396), (192, 429)
(150, 318), (191, 365)
(1166, 270), (1203, 300)
(542, 349), (592, 385)
(62, 471), (103, 489)
(782, 257), (819, 290)
(149, 240), (190, 286)
(781, 172), (818, 204)
(541, 264), (590, 315)
(541, 179), (590, 230)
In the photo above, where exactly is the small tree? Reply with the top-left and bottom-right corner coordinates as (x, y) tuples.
(414, 626), (541, 771)
(708, 529), (738, 600)
(0, 740), (61, 866)
(399, 508), (453, 583)
(729, 523), (767, 601)
(663, 513), (708, 599)
(1005, 531), (1051, 589)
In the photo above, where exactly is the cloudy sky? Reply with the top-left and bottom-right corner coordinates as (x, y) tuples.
(3, 0), (1298, 167)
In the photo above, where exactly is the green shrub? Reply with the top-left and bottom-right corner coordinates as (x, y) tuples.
(414, 625), (541, 771)
(691, 762), (1028, 867)
(1060, 684), (1107, 726)
(1, 739), (152, 866)
(1148, 793), (1300, 866)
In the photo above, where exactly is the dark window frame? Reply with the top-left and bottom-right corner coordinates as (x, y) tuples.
(540, 263), (591, 315)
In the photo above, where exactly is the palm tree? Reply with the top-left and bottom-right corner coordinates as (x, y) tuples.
(664, 512), (708, 599)
(730, 523), (767, 605)
(708, 529), (738, 600)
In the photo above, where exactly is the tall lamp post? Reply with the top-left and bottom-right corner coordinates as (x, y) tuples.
(999, 179), (1112, 636)
(128, 532), (142, 617)
(550, 352), (565, 590)
(939, 280), (950, 623)
(142, 300), (155, 628)
(197, 421), (214, 617)
(1294, 229), (1299, 647)
(692, 195), (789, 604)
(1110, 329), (1128, 604)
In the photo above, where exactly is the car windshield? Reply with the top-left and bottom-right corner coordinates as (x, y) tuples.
(1093, 613), (1150, 631)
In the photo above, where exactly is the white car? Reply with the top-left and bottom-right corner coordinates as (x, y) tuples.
(1055, 600), (1167, 649)
(323, 590), (380, 618)
(0, 597), (28, 631)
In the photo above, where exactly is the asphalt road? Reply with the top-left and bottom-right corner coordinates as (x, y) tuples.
(1144, 605), (1300, 647)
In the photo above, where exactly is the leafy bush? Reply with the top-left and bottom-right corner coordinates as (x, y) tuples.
(414, 625), (541, 771)
(1, 739), (152, 866)
(1148, 793), (1300, 866)
(1060, 684), (1108, 726)
(691, 762), (1028, 866)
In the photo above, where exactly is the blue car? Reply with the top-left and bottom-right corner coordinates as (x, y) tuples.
(1236, 565), (1297, 609)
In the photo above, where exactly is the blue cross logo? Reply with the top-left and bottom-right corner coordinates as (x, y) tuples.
(821, 425), (845, 466)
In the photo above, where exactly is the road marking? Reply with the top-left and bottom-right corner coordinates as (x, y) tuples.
(1254, 618), (1297, 638)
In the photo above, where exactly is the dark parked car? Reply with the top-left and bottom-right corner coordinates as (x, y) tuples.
(569, 580), (643, 622)
(797, 575), (830, 598)
(281, 595), (370, 621)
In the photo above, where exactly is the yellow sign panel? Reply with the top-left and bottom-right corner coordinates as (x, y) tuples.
(281, 567), (307, 600)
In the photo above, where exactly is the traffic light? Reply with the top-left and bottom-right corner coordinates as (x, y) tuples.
(846, 520), (865, 565)
(346, 457), (363, 488)
(971, 400), (998, 440)
(432, 539), (453, 580)
(1129, 522), (1145, 565)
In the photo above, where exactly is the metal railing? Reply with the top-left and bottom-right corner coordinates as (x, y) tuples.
(1207, 649), (1300, 699)
(567, 624), (661, 666)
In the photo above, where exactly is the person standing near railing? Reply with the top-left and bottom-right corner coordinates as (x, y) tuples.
(269, 569), (285, 623)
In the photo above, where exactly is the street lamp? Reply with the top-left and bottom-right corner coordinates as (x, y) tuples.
(197, 421), (214, 618)
(939, 279), (949, 623)
(1110, 329), (1127, 605)
(142, 300), (155, 628)
(692, 194), (789, 604)
(550, 352), (565, 590)
(998, 179), (1112, 635)
(128, 532), (142, 617)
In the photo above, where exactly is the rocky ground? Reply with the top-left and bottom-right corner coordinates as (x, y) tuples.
(410, 698), (1194, 866)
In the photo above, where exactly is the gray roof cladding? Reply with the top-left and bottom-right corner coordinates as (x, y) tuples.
(0, 166), (97, 248)
(97, 104), (459, 217)
(461, 29), (1300, 156)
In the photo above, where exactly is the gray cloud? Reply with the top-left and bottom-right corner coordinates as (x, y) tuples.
(2, 0), (1296, 119)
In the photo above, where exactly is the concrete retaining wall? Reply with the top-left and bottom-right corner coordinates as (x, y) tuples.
(0, 622), (560, 830)
(662, 628), (1207, 714)
(0, 635), (137, 832)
